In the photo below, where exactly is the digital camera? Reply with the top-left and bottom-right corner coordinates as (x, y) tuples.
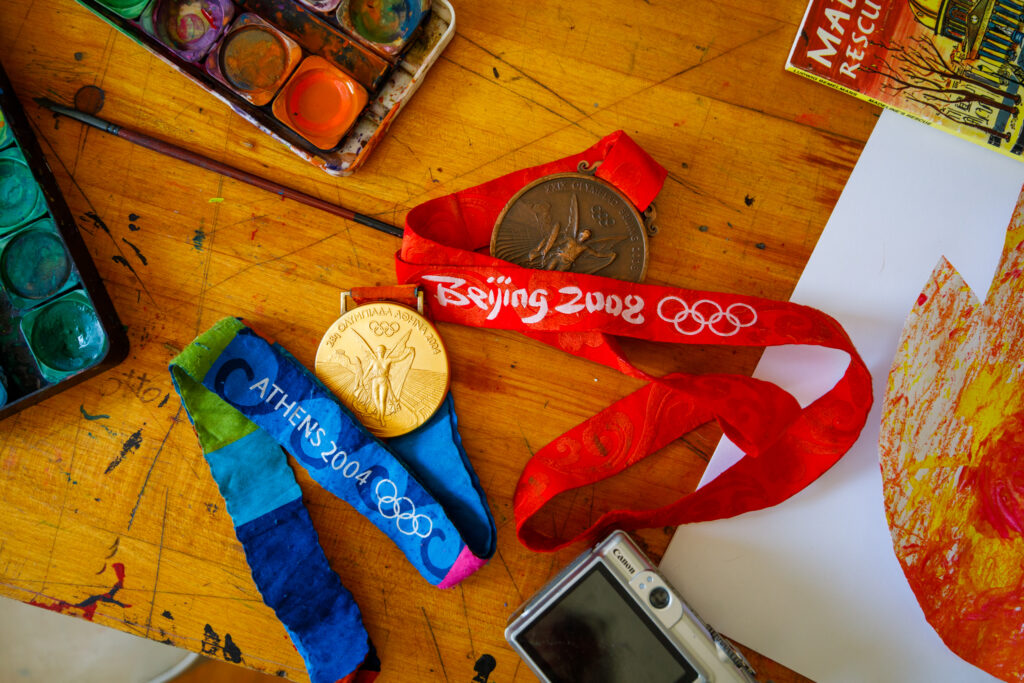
(505, 530), (759, 683)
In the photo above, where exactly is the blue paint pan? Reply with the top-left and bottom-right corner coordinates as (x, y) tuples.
(0, 61), (128, 418)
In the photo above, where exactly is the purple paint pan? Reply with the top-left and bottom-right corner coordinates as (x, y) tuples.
(205, 14), (303, 106)
(140, 0), (235, 62)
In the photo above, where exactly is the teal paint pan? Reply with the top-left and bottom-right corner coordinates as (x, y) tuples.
(21, 291), (109, 382)
(0, 61), (128, 418)
(0, 217), (80, 308)
(0, 147), (47, 234)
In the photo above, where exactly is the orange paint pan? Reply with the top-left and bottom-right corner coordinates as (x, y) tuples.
(271, 56), (368, 150)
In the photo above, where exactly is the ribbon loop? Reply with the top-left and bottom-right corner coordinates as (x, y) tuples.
(397, 131), (873, 551)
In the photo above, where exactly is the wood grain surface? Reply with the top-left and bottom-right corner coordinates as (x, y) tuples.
(0, 1), (878, 681)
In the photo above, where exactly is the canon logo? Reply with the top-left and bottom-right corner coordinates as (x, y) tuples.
(611, 548), (637, 576)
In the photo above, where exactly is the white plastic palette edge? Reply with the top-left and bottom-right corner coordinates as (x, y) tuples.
(0, 594), (196, 682)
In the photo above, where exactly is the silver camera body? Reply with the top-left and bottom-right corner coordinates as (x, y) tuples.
(505, 530), (759, 683)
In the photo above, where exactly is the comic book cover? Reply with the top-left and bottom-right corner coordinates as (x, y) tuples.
(787, 0), (1024, 160)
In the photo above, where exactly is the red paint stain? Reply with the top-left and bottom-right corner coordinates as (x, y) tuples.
(29, 562), (130, 621)
(963, 415), (1024, 538)
(250, 228), (258, 241)
(795, 112), (827, 127)
(917, 292), (928, 306)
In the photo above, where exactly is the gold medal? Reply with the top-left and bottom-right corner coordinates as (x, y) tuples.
(315, 288), (450, 438)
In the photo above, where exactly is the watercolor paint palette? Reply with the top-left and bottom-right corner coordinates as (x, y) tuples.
(0, 62), (128, 420)
(76, 0), (453, 175)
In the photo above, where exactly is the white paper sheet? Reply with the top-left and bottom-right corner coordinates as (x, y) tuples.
(660, 109), (1024, 683)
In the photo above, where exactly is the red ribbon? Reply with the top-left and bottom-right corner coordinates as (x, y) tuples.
(396, 131), (872, 552)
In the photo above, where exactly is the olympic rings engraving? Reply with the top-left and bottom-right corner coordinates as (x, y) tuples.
(657, 297), (757, 336)
(375, 478), (433, 538)
(369, 321), (400, 337)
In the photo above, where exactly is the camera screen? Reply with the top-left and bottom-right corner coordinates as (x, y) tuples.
(514, 564), (701, 683)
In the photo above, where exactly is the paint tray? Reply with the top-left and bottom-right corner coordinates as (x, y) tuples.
(0, 62), (129, 420)
(74, 0), (456, 176)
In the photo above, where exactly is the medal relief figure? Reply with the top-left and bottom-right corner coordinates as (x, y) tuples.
(316, 301), (451, 437)
(502, 194), (624, 275)
(331, 329), (415, 426)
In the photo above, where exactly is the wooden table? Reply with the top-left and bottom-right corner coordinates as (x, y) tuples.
(0, 1), (878, 681)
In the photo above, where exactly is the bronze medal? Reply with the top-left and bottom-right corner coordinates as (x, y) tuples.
(315, 292), (450, 438)
(491, 171), (653, 282)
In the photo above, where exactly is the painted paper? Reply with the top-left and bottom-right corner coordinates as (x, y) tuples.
(880, 184), (1024, 681)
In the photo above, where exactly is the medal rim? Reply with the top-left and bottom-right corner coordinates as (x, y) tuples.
(314, 300), (451, 438)
(490, 172), (650, 283)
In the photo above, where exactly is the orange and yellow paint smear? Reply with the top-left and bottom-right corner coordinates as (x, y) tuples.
(880, 187), (1024, 682)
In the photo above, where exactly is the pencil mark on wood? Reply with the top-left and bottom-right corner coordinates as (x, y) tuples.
(458, 584), (476, 658)
(99, 369), (164, 404)
(128, 408), (180, 530)
(441, 55), (581, 128)
(495, 547), (524, 602)
(145, 490), (169, 638)
(672, 24), (786, 78)
(194, 178), (223, 328)
(421, 606), (450, 682)
(456, 32), (587, 117)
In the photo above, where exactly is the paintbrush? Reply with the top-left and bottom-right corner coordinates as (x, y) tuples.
(35, 98), (403, 238)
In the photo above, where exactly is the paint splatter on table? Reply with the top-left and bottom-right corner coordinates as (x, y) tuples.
(0, 0), (876, 680)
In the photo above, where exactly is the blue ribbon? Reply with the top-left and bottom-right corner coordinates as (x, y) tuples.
(170, 318), (495, 682)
